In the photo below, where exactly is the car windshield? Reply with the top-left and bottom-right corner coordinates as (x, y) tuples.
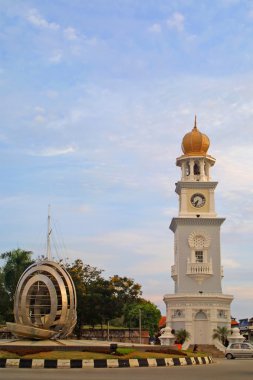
(229, 343), (253, 349)
(229, 344), (240, 349)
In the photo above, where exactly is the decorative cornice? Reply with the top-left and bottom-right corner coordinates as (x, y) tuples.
(169, 217), (225, 232)
(176, 154), (216, 165)
(163, 293), (234, 302)
(175, 181), (218, 194)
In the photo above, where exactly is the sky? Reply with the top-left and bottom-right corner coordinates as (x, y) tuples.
(1, 0), (253, 320)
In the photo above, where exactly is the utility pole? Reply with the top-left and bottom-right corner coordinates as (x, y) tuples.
(107, 321), (110, 341)
(139, 308), (142, 344)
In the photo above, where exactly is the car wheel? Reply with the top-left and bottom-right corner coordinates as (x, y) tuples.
(226, 353), (234, 360)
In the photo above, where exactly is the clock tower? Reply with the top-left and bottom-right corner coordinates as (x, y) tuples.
(164, 118), (233, 345)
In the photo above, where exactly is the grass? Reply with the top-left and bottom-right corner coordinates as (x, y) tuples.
(0, 349), (208, 360)
(116, 348), (135, 355)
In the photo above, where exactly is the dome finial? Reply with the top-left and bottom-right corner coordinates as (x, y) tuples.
(194, 115), (197, 130)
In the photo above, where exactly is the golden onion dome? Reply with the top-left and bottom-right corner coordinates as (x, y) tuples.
(181, 117), (210, 156)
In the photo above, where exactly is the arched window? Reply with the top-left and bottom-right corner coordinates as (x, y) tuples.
(194, 162), (200, 175)
(188, 232), (211, 265)
(195, 311), (207, 320)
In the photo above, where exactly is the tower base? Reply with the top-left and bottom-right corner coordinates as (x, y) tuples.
(164, 293), (233, 345)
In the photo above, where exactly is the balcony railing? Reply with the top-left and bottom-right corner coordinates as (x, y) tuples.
(187, 261), (213, 275)
(186, 261), (213, 284)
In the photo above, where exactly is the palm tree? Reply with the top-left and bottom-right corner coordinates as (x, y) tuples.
(175, 329), (191, 344)
(212, 326), (231, 346)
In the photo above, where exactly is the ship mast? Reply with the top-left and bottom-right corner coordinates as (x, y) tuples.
(47, 205), (52, 261)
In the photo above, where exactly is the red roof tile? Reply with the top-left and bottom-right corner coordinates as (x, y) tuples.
(159, 316), (166, 328)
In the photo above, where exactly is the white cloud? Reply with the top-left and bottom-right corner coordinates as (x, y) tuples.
(35, 106), (45, 114)
(49, 50), (63, 64)
(167, 12), (185, 32)
(221, 258), (240, 269)
(78, 204), (92, 214)
(26, 8), (59, 30)
(0, 196), (23, 205)
(225, 221), (253, 235)
(84, 230), (170, 264)
(64, 27), (78, 40)
(215, 147), (253, 193)
(224, 285), (253, 301)
(0, 132), (8, 143)
(34, 115), (46, 124)
(131, 258), (172, 277)
(32, 146), (76, 157)
(148, 23), (162, 33)
(45, 90), (59, 98)
(89, 37), (98, 46)
(163, 207), (178, 217)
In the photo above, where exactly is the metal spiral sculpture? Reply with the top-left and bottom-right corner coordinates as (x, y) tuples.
(8, 260), (77, 339)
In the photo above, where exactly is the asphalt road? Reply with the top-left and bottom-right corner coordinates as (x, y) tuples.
(1, 359), (253, 380)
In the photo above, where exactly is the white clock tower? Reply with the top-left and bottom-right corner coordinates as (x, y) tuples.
(164, 118), (233, 345)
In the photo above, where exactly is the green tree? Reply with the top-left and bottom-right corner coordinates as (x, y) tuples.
(212, 326), (231, 346)
(124, 299), (161, 337)
(0, 269), (9, 323)
(66, 261), (154, 337)
(0, 249), (34, 301)
(175, 329), (191, 344)
(0, 248), (34, 322)
(86, 278), (119, 329)
(109, 275), (142, 303)
(109, 275), (142, 321)
(65, 259), (111, 338)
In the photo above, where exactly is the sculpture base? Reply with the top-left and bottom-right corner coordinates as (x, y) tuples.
(6, 322), (55, 340)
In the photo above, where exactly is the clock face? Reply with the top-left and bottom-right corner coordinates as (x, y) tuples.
(190, 193), (206, 208)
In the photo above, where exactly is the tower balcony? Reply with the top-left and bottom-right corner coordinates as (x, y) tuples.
(186, 261), (213, 284)
(171, 265), (177, 281)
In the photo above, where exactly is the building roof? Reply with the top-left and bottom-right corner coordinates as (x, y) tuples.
(159, 316), (166, 328)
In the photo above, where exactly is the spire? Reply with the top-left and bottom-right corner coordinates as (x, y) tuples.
(193, 115), (197, 130)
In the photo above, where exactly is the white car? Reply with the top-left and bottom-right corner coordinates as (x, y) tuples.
(225, 342), (253, 359)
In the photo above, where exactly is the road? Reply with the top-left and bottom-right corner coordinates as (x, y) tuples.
(1, 359), (253, 380)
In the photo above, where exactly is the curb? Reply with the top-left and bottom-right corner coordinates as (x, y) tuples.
(0, 356), (213, 369)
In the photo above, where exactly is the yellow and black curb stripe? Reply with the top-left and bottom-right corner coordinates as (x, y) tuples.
(0, 356), (213, 369)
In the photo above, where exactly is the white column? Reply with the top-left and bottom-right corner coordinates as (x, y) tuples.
(189, 160), (194, 180)
(200, 159), (205, 181)
(205, 162), (210, 180)
(181, 162), (186, 180)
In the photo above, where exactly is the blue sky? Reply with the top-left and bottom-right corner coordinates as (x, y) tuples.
(1, 0), (253, 319)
